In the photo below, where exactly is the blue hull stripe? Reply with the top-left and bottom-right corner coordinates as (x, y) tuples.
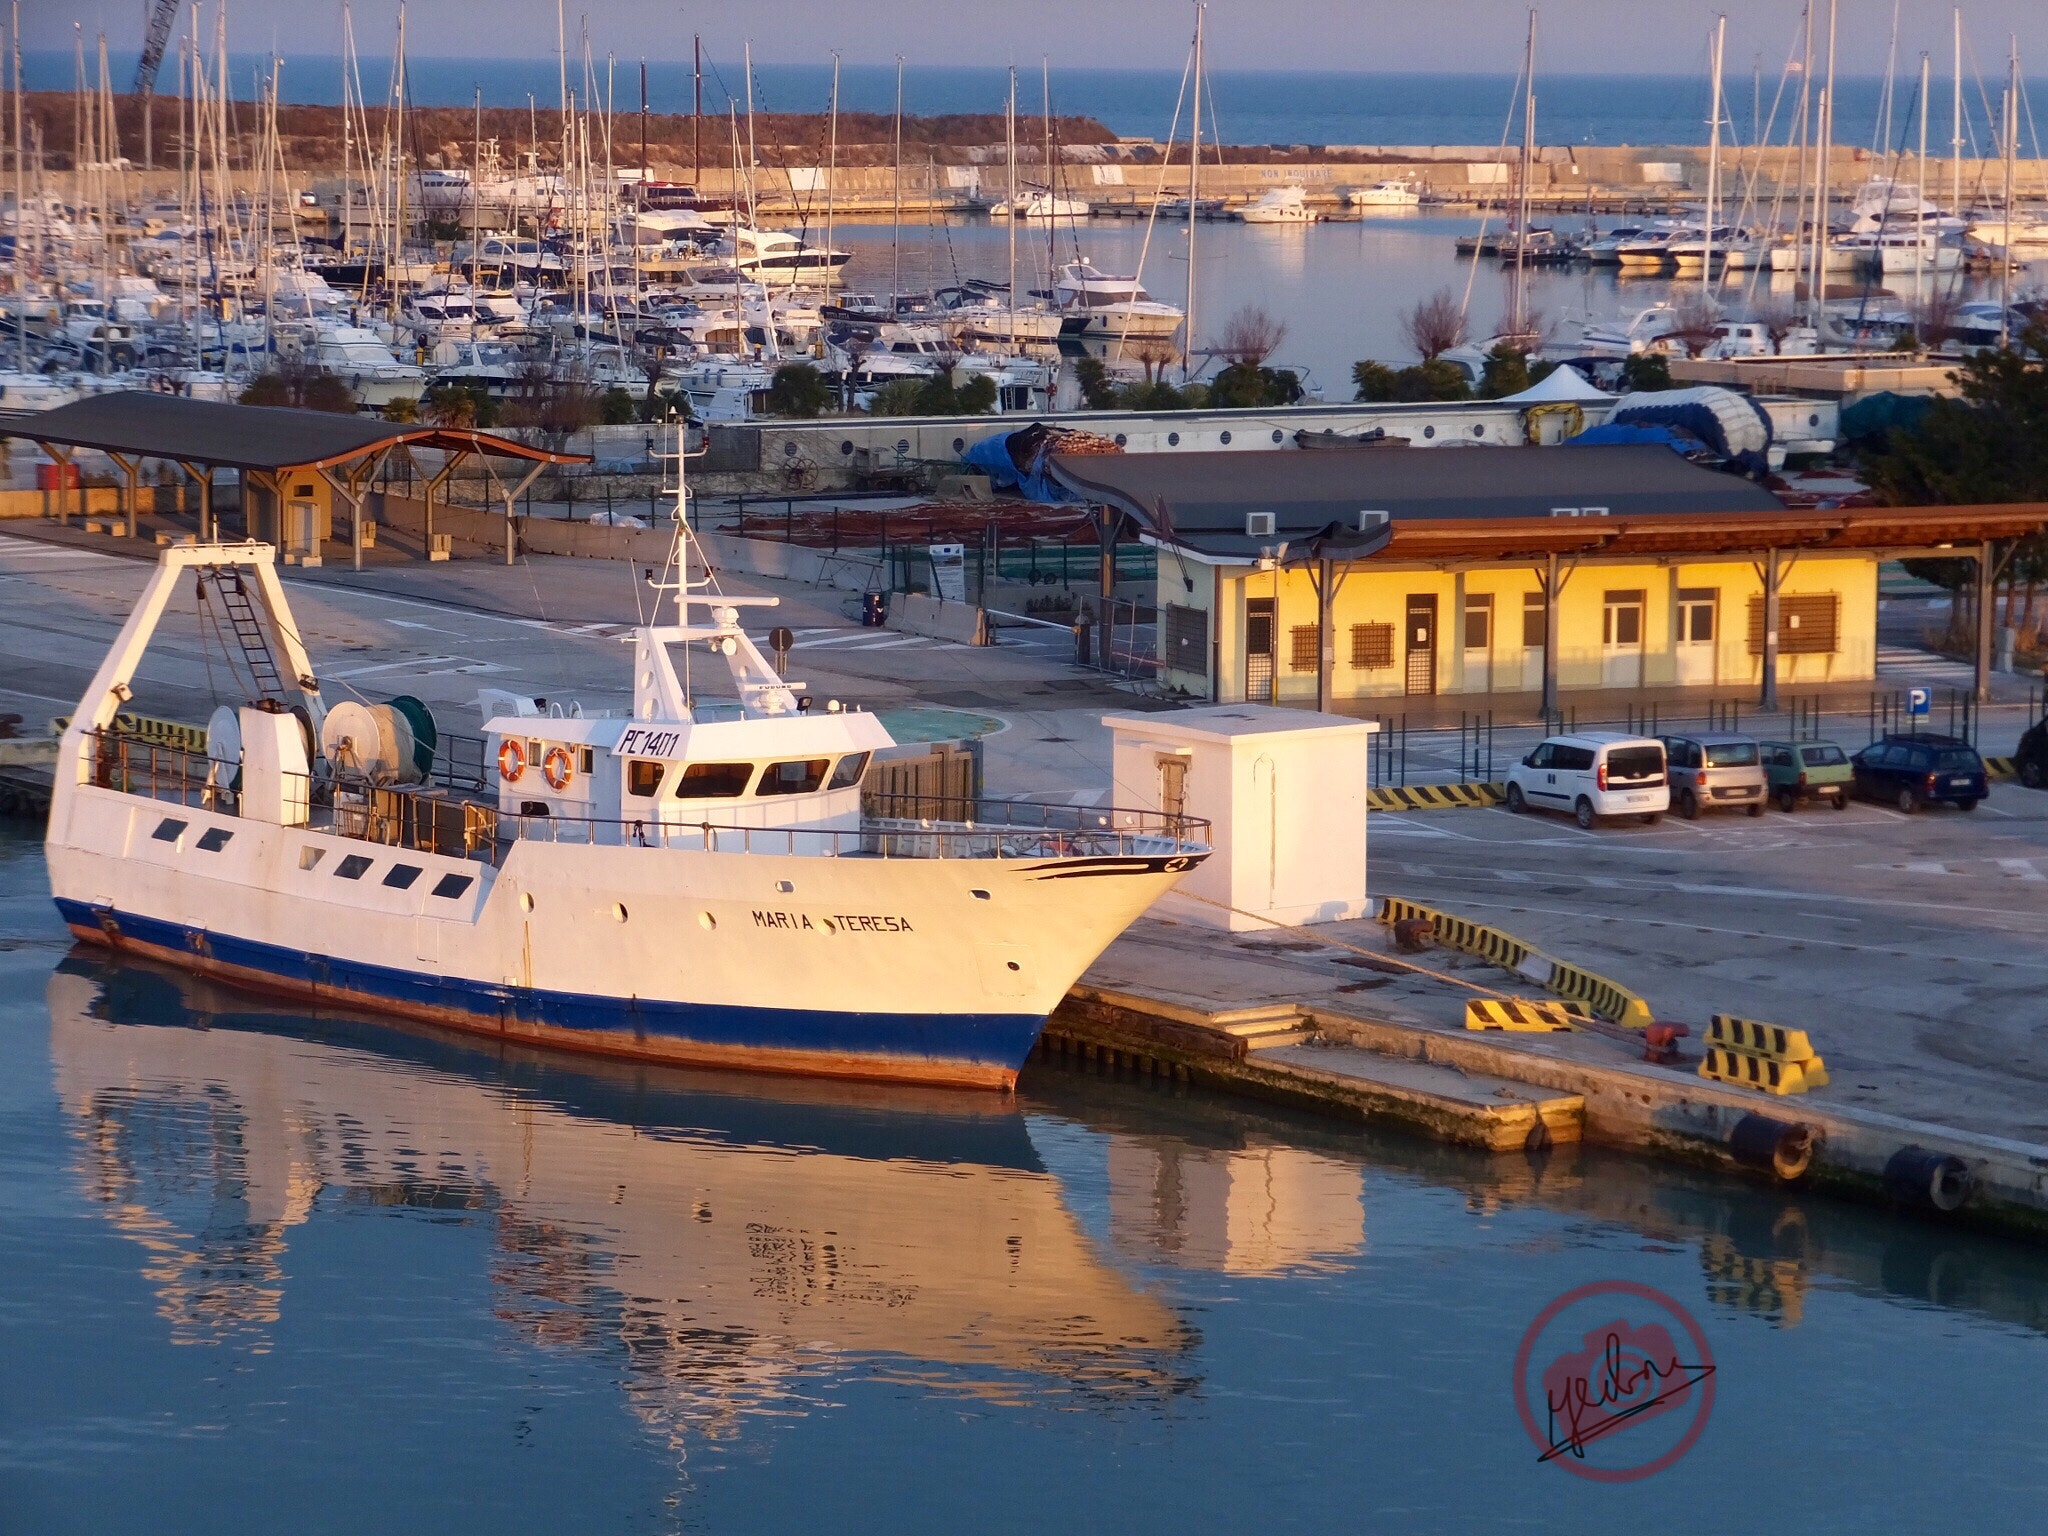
(54, 899), (1045, 1076)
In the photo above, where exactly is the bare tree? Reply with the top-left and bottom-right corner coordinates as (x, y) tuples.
(1214, 304), (1288, 369)
(1751, 298), (1802, 353)
(1132, 336), (1178, 385)
(1913, 286), (1964, 351)
(1402, 287), (1468, 361)
(1668, 291), (1723, 359)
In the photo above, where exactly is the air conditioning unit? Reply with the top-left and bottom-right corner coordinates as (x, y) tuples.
(1245, 511), (1277, 537)
(1357, 508), (1390, 531)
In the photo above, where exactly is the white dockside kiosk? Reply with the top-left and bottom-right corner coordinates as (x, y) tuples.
(1104, 705), (1377, 932)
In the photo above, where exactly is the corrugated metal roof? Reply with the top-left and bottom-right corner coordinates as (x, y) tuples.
(0, 392), (586, 471)
(1049, 443), (1786, 559)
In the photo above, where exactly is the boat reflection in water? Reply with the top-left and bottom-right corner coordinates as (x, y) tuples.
(48, 958), (1194, 1445)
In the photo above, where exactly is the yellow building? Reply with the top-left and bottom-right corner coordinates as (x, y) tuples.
(1054, 444), (2039, 712)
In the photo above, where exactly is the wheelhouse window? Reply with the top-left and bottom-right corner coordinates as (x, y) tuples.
(432, 873), (474, 900)
(152, 818), (188, 842)
(196, 827), (234, 852)
(335, 855), (373, 880)
(827, 752), (870, 790)
(674, 761), (754, 800)
(382, 865), (422, 889)
(626, 759), (666, 798)
(758, 758), (829, 796)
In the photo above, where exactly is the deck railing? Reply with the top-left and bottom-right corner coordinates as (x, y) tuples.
(78, 729), (1210, 868)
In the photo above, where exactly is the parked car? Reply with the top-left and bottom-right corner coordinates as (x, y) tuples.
(1850, 733), (1989, 812)
(1759, 739), (1853, 811)
(1659, 732), (1767, 818)
(2016, 714), (2048, 789)
(1504, 733), (1669, 828)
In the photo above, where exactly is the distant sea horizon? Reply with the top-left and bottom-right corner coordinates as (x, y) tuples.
(23, 52), (2045, 153)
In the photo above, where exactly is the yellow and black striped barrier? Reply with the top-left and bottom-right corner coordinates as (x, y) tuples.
(1376, 895), (1656, 1029)
(1464, 997), (1591, 1033)
(1984, 756), (2016, 781)
(1698, 1013), (1829, 1096)
(50, 713), (210, 754)
(1367, 781), (1505, 812)
(1378, 895), (1539, 972)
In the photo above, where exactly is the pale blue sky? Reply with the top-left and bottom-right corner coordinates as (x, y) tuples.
(22, 1), (2048, 74)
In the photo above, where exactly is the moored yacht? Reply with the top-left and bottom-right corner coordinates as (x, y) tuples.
(1050, 261), (1185, 339)
(1238, 187), (1316, 224)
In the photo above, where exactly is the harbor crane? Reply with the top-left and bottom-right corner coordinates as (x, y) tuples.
(132, 0), (185, 167)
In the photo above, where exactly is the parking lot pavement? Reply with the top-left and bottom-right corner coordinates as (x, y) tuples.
(1367, 786), (2048, 1141)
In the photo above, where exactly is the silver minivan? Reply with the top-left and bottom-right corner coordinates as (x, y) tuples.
(1659, 732), (1767, 818)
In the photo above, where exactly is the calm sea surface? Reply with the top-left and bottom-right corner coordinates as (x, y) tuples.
(27, 53), (2048, 150)
(3, 824), (2048, 1533)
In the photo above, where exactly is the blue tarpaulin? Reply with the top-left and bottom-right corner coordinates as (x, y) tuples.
(962, 424), (1085, 503)
(1564, 423), (1704, 453)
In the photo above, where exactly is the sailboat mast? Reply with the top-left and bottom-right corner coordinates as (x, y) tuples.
(2000, 45), (2015, 348)
(1812, 0), (1836, 329)
(1706, 13), (1724, 289)
(1916, 52), (1928, 312)
(1512, 9), (1535, 340)
(1951, 9), (1962, 224)
(825, 53), (839, 302)
(891, 56), (903, 301)
(1185, 2), (1203, 381)
(1006, 65), (1017, 350)
(13, 0), (25, 375)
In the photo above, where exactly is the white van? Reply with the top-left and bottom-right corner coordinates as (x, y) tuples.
(1504, 733), (1669, 828)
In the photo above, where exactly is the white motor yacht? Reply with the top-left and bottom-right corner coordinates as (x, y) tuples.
(1965, 215), (2048, 253)
(1051, 261), (1185, 340)
(1577, 305), (1682, 357)
(1238, 187), (1317, 225)
(728, 227), (851, 282)
(285, 321), (427, 408)
(996, 189), (1090, 221)
(1348, 179), (1421, 209)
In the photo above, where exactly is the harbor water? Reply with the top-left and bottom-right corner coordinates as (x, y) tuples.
(827, 213), (2048, 401)
(3, 823), (2047, 1533)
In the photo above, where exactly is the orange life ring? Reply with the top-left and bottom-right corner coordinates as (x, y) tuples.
(542, 745), (574, 791)
(497, 738), (526, 783)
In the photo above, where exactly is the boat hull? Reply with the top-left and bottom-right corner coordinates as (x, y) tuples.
(56, 900), (1036, 1090)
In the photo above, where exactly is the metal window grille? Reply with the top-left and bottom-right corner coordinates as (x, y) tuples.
(1161, 603), (1209, 674)
(1747, 593), (1839, 655)
(1290, 625), (1321, 672)
(1350, 622), (1394, 668)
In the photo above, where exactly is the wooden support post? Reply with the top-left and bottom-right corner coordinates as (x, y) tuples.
(1097, 505), (1116, 669)
(1760, 547), (1781, 711)
(105, 451), (141, 538)
(180, 463), (215, 542)
(1976, 540), (1995, 704)
(1315, 554), (1337, 714)
(1541, 552), (1562, 718)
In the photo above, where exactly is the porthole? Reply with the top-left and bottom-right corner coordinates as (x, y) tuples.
(1168, 431), (1181, 446)
(1423, 425), (1437, 439)
(699, 911), (717, 930)
(1809, 413), (1820, 427)
(612, 902), (629, 923)
(970, 889), (991, 900)
(1006, 960), (1021, 972)
(839, 440), (854, 455)
(952, 437), (966, 453)
(1114, 433), (1128, 447)
(519, 891), (535, 913)
(1220, 429), (1232, 444)
(1271, 428), (1284, 443)
(783, 442), (797, 456)
(896, 438), (910, 453)
(775, 879), (795, 894)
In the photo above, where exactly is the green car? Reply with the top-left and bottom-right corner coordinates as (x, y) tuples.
(1760, 739), (1853, 811)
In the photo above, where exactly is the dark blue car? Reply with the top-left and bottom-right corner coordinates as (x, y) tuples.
(1851, 733), (1989, 813)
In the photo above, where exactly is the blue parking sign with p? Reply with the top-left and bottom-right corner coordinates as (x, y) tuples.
(1907, 687), (1932, 717)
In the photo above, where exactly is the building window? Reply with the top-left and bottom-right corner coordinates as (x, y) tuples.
(1603, 590), (1646, 647)
(1350, 623), (1394, 669)
(1289, 624), (1321, 672)
(1522, 591), (1547, 648)
(1162, 604), (1209, 672)
(1677, 587), (1717, 643)
(1747, 593), (1840, 655)
(1463, 594), (1493, 651)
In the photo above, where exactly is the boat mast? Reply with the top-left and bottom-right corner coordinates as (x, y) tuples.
(825, 53), (839, 304)
(1793, 1), (1812, 324)
(1916, 51), (1928, 313)
(1705, 12), (1724, 290)
(1006, 64), (1017, 350)
(1184, 2), (1203, 381)
(891, 56), (903, 302)
(2000, 43), (2015, 349)
(1950, 7), (1961, 224)
(1812, 0), (1836, 335)
(1512, 8), (1535, 341)
(10, 0), (22, 376)
(743, 40), (759, 227)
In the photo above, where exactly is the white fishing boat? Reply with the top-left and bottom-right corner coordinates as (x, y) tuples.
(1239, 187), (1317, 225)
(1051, 261), (1185, 339)
(44, 449), (1206, 1090)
